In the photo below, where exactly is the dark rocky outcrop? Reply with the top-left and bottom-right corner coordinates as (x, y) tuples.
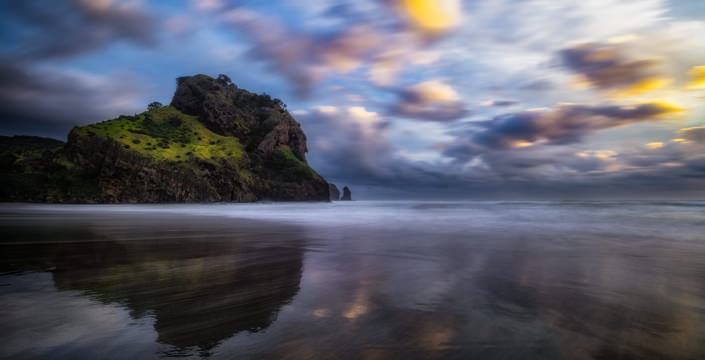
(0, 135), (64, 153)
(329, 184), (340, 201)
(0, 74), (330, 203)
(171, 75), (308, 160)
(341, 186), (352, 201)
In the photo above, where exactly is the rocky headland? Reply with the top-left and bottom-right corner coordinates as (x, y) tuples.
(0, 74), (332, 203)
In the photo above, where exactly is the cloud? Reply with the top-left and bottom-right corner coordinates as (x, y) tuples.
(511, 136), (705, 193)
(0, 60), (145, 139)
(481, 99), (519, 107)
(435, 136), (705, 199)
(687, 65), (705, 90)
(470, 102), (682, 149)
(0, 0), (703, 199)
(576, 150), (618, 160)
(608, 140), (705, 177)
(394, 0), (462, 34)
(1, 0), (160, 60)
(197, 2), (458, 96)
(561, 42), (669, 96)
(298, 105), (391, 178)
(684, 156), (705, 173)
(440, 140), (626, 187)
(218, 9), (385, 95)
(295, 104), (461, 191)
(190, 0), (225, 11)
(0, 0), (162, 139)
(678, 126), (705, 144)
(391, 80), (468, 121)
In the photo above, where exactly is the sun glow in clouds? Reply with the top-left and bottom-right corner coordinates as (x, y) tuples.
(513, 141), (534, 148)
(688, 66), (705, 90)
(612, 77), (672, 98)
(400, 0), (461, 33)
(410, 80), (460, 103)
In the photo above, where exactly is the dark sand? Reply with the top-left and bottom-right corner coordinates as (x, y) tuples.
(1, 201), (705, 359)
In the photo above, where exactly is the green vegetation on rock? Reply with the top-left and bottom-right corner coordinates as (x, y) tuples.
(266, 146), (316, 182)
(73, 106), (245, 166)
(0, 74), (331, 203)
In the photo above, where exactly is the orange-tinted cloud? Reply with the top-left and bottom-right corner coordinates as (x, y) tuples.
(687, 66), (705, 90)
(472, 102), (682, 149)
(561, 43), (668, 96)
(397, 0), (461, 34)
(391, 80), (468, 121)
(678, 125), (705, 144)
(576, 150), (618, 159)
(613, 77), (672, 98)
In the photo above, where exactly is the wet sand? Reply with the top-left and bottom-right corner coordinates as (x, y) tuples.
(1, 201), (705, 359)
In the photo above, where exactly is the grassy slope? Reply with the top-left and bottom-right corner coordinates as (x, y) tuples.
(75, 105), (321, 185)
(2, 107), (251, 201)
(73, 106), (246, 167)
(268, 146), (316, 181)
(2, 106), (324, 201)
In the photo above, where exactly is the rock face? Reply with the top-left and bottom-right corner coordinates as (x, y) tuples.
(329, 184), (340, 201)
(0, 74), (330, 203)
(341, 186), (352, 201)
(171, 75), (308, 160)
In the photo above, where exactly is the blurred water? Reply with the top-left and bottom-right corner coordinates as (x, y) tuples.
(1, 201), (705, 359)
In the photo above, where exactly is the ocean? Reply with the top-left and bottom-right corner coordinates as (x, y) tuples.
(1, 201), (705, 359)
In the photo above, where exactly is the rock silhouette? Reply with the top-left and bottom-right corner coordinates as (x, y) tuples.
(341, 186), (352, 200)
(329, 184), (340, 201)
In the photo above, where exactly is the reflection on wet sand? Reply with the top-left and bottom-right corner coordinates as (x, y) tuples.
(1, 212), (304, 356)
(246, 224), (705, 359)
(2, 202), (705, 359)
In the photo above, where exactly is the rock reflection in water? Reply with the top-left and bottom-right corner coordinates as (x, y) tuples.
(1, 212), (304, 355)
(2, 202), (705, 359)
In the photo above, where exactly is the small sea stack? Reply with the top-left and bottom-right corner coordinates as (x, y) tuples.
(341, 186), (352, 201)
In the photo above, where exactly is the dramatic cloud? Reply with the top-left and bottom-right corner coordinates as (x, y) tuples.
(437, 135), (705, 199)
(391, 80), (468, 121)
(297, 105), (392, 180)
(217, 8), (384, 94)
(0, 60), (145, 138)
(678, 126), (705, 144)
(313, 106), (388, 166)
(193, 2), (457, 96)
(1, 0), (704, 198)
(0, 0), (159, 60)
(295, 105), (457, 191)
(561, 42), (670, 96)
(470, 102), (682, 149)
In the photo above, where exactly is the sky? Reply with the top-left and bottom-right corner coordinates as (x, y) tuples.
(1, 0), (705, 199)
